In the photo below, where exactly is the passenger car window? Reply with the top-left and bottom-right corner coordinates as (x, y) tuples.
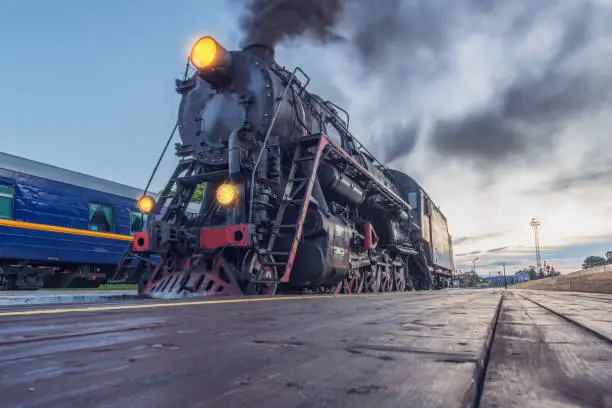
(88, 203), (114, 232)
(130, 211), (148, 235)
(0, 185), (14, 220)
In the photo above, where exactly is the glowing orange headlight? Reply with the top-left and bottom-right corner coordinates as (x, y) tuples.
(137, 195), (156, 214)
(190, 36), (219, 70)
(216, 184), (238, 206)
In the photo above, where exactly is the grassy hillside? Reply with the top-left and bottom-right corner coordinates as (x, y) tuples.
(513, 265), (612, 294)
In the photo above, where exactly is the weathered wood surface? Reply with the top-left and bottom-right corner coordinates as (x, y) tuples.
(518, 290), (612, 341)
(2, 289), (610, 408)
(480, 291), (612, 408)
(0, 290), (502, 408)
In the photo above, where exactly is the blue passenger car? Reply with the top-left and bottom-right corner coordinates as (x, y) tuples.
(0, 152), (151, 290)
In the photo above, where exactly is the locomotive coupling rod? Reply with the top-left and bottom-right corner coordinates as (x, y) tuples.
(248, 67), (300, 224)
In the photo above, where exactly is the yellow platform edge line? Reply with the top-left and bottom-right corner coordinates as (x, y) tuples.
(0, 219), (133, 241)
(0, 292), (412, 317)
(0, 295), (332, 317)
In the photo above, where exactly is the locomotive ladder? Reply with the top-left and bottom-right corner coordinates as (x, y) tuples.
(107, 251), (153, 285)
(109, 160), (202, 284)
(258, 133), (328, 284)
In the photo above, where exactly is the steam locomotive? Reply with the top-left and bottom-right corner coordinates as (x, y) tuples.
(112, 36), (454, 298)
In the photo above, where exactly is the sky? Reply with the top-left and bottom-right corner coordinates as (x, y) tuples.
(1, 0), (611, 275)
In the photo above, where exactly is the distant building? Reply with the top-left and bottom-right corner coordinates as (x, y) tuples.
(482, 275), (515, 287)
(515, 271), (530, 283)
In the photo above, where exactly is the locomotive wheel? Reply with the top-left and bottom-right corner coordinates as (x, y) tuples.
(365, 264), (381, 293)
(242, 250), (278, 296)
(394, 266), (406, 292)
(346, 266), (364, 293)
(337, 266), (364, 294)
(380, 264), (393, 292)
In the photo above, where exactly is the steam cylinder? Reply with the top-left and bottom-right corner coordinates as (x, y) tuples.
(317, 164), (366, 205)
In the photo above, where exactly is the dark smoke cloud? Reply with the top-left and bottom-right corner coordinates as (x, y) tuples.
(342, 0), (612, 165)
(237, 0), (612, 167)
(350, 0), (449, 67)
(430, 2), (612, 164)
(453, 232), (505, 246)
(526, 153), (612, 195)
(239, 0), (346, 47)
(376, 123), (419, 164)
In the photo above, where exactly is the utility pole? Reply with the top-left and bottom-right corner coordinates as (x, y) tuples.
(503, 262), (507, 289)
(530, 218), (542, 278)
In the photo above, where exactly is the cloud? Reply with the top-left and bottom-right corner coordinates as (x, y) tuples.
(486, 246), (509, 253)
(429, 2), (612, 166)
(236, 1), (612, 168)
(454, 236), (612, 274)
(527, 151), (612, 195)
(453, 232), (505, 246)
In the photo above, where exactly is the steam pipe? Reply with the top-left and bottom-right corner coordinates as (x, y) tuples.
(248, 67), (300, 224)
(143, 121), (178, 198)
(228, 127), (243, 182)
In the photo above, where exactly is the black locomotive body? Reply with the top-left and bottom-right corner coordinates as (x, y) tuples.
(113, 37), (453, 298)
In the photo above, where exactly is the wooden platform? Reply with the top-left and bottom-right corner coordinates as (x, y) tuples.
(480, 291), (612, 408)
(0, 289), (610, 408)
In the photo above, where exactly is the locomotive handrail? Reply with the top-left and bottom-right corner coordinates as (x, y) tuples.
(248, 67), (304, 224)
(143, 121), (179, 201)
(324, 100), (350, 130)
(294, 67), (310, 92)
(323, 135), (413, 213)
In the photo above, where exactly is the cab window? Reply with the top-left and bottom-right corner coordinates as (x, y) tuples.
(0, 185), (14, 220)
(88, 203), (114, 232)
(408, 192), (418, 209)
(324, 119), (344, 146)
(130, 211), (148, 235)
(423, 196), (431, 215)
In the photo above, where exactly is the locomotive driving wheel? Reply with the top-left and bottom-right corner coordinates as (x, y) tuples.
(393, 265), (406, 292)
(242, 250), (278, 296)
(364, 263), (381, 293)
(336, 265), (364, 294)
(379, 254), (393, 292)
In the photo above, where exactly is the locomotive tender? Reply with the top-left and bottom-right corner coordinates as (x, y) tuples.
(115, 36), (454, 297)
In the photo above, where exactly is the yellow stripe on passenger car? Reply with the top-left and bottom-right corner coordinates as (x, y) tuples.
(0, 219), (133, 241)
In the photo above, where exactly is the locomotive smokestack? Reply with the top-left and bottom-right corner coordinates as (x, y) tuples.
(243, 43), (275, 66)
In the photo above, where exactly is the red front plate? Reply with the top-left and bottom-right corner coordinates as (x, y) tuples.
(200, 224), (249, 250)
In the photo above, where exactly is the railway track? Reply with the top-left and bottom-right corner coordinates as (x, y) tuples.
(478, 291), (612, 408)
(518, 293), (612, 346)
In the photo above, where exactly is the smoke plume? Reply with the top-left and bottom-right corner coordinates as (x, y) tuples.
(238, 0), (612, 167)
(428, 2), (611, 164)
(239, 0), (346, 47)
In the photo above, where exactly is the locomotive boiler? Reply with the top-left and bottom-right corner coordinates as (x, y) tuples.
(113, 36), (451, 298)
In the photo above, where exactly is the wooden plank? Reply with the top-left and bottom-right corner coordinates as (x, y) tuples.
(480, 291), (612, 408)
(0, 290), (502, 408)
(519, 290), (612, 341)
